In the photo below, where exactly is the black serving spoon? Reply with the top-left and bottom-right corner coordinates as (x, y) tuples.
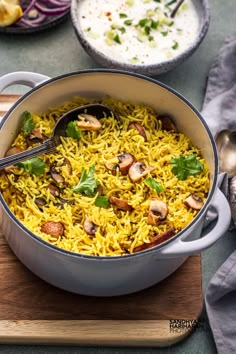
(0, 103), (116, 171)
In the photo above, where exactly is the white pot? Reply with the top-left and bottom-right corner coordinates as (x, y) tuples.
(0, 70), (231, 296)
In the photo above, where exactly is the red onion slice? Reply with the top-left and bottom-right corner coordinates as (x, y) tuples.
(14, 0), (71, 28)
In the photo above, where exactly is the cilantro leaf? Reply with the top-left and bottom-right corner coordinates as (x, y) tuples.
(151, 20), (159, 29)
(95, 196), (110, 208)
(170, 154), (204, 180)
(66, 121), (81, 140)
(139, 18), (148, 27)
(172, 41), (179, 50)
(114, 34), (122, 44)
(72, 165), (99, 196)
(17, 158), (46, 176)
(145, 177), (164, 193)
(21, 111), (35, 133)
(124, 19), (132, 26)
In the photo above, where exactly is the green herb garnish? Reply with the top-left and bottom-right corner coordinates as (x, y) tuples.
(21, 111), (35, 133)
(145, 177), (164, 193)
(66, 121), (81, 140)
(172, 41), (179, 49)
(170, 154), (204, 180)
(144, 25), (151, 35)
(95, 196), (110, 208)
(139, 18), (149, 27)
(114, 34), (122, 44)
(119, 27), (126, 34)
(72, 165), (99, 196)
(161, 31), (168, 36)
(17, 158), (46, 176)
(151, 20), (159, 29)
(119, 13), (128, 18)
(166, 0), (177, 6)
(124, 19), (133, 25)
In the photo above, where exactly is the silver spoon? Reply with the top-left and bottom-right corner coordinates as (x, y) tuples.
(215, 129), (236, 178)
(0, 103), (116, 171)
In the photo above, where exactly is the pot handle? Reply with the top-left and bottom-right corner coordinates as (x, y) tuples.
(160, 188), (231, 257)
(0, 71), (50, 93)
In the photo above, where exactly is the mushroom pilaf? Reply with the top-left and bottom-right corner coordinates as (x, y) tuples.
(0, 97), (210, 256)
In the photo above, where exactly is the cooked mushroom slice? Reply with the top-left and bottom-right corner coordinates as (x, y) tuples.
(40, 221), (64, 238)
(118, 153), (135, 175)
(4, 146), (24, 173)
(47, 183), (60, 197)
(83, 218), (97, 236)
(128, 122), (147, 141)
(26, 128), (47, 146)
(104, 156), (119, 175)
(133, 228), (175, 253)
(35, 197), (47, 208)
(63, 158), (72, 175)
(77, 113), (102, 131)
(105, 153), (135, 176)
(109, 196), (133, 212)
(50, 164), (65, 184)
(159, 116), (177, 132)
(58, 197), (74, 208)
(5, 146), (24, 157)
(147, 198), (168, 226)
(183, 194), (204, 210)
(128, 162), (154, 183)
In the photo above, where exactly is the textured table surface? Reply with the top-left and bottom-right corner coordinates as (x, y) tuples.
(0, 0), (236, 353)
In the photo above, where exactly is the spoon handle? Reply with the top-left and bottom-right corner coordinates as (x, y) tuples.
(0, 139), (55, 170)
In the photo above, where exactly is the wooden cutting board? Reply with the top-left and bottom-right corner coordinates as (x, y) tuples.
(0, 95), (203, 347)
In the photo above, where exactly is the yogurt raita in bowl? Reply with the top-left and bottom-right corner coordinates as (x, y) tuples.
(71, 0), (210, 76)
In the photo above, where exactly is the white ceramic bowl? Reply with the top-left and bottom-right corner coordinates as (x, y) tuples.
(71, 0), (210, 76)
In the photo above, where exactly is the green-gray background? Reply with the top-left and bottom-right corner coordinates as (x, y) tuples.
(0, 0), (236, 353)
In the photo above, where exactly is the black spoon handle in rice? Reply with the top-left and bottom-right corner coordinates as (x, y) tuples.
(0, 139), (55, 170)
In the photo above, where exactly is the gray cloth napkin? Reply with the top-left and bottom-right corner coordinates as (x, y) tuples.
(201, 37), (236, 354)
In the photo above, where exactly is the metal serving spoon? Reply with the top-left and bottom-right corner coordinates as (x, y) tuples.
(0, 103), (116, 171)
(215, 129), (236, 177)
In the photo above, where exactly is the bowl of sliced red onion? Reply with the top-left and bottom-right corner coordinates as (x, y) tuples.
(0, 0), (71, 33)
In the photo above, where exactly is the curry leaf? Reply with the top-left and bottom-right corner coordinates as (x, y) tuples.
(66, 121), (81, 140)
(17, 158), (46, 176)
(72, 165), (99, 196)
(170, 154), (204, 180)
(95, 196), (110, 208)
(144, 177), (164, 193)
(21, 111), (35, 133)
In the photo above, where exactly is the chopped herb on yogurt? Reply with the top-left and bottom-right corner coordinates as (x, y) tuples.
(161, 30), (168, 36)
(166, 0), (177, 6)
(79, 0), (199, 64)
(124, 19), (132, 25)
(172, 41), (179, 49)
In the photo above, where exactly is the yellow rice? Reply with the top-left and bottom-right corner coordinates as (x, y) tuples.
(0, 97), (210, 256)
